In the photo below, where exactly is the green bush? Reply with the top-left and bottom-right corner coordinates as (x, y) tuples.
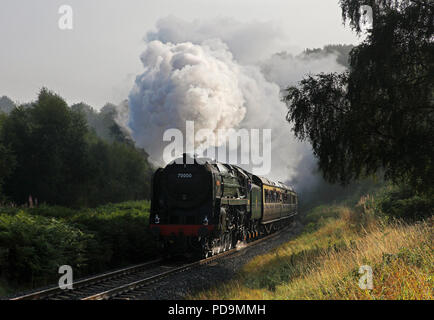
(375, 185), (433, 221)
(0, 211), (91, 286)
(70, 201), (157, 272)
(301, 205), (342, 231)
(28, 204), (78, 219)
(0, 201), (157, 291)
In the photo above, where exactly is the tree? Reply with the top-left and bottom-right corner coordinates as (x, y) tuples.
(0, 88), (153, 207)
(283, 0), (433, 194)
(0, 96), (15, 114)
(85, 140), (152, 206)
(71, 102), (134, 144)
(1, 89), (90, 206)
(0, 113), (16, 201)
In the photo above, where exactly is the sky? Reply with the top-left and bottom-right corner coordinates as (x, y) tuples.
(0, 0), (359, 108)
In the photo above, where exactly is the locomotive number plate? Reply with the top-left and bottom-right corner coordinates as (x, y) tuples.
(177, 173), (193, 178)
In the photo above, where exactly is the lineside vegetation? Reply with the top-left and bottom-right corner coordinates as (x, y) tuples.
(0, 200), (156, 296)
(192, 186), (433, 300)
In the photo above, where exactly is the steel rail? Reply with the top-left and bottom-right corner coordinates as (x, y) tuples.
(10, 258), (163, 300)
(83, 224), (293, 300)
(10, 221), (294, 300)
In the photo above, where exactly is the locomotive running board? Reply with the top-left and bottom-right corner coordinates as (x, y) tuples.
(261, 214), (297, 224)
(220, 198), (249, 205)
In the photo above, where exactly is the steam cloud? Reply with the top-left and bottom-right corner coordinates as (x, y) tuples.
(129, 39), (246, 160)
(128, 17), (346, 190)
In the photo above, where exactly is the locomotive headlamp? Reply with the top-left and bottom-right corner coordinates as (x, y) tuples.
(155, 215), (160, 224)
(203, 216), (208, 226)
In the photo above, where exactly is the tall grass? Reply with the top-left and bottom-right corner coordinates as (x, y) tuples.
(193, 205), (433, 300)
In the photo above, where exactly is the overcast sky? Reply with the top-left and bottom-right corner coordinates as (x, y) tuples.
(0, 0), (359, 108)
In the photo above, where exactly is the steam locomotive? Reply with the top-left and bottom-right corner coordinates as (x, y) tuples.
(150, 154), (297, 258)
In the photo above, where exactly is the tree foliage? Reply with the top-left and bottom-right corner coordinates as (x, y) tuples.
(0, 114), (16, 200)
(1, 89), (90, 205)
(71, 102), (133, 144)
(0, 89), (153, 206)
(284, 0), (433, 194)
(0, 96), (15, 114)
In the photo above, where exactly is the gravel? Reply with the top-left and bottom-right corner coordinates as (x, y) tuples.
(128, 221), (303, 300)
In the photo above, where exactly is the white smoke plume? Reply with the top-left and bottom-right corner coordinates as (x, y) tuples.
(128, 17), (347, 188)
(129, 39), (247, 161)
(261, 51), (347, 89)
(146, 16), (288, 64)
(113, 100), (133, 136)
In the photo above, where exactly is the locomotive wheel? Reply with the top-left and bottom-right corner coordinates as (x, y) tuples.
(227, 233), (232, 250)
(223, 233), (230, 251)
(203, 250), (211, 259)
(212, 239), (219, 255)
(216, 237), (222, 254)
(232, 231), (239, 248)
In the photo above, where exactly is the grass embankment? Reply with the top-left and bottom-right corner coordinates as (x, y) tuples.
(0, 200), (156, 296)
(193, 200), (433, 300)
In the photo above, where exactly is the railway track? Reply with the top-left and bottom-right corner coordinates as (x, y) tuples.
(10, 223), (293, 300)
(9, 259), (164, 300)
